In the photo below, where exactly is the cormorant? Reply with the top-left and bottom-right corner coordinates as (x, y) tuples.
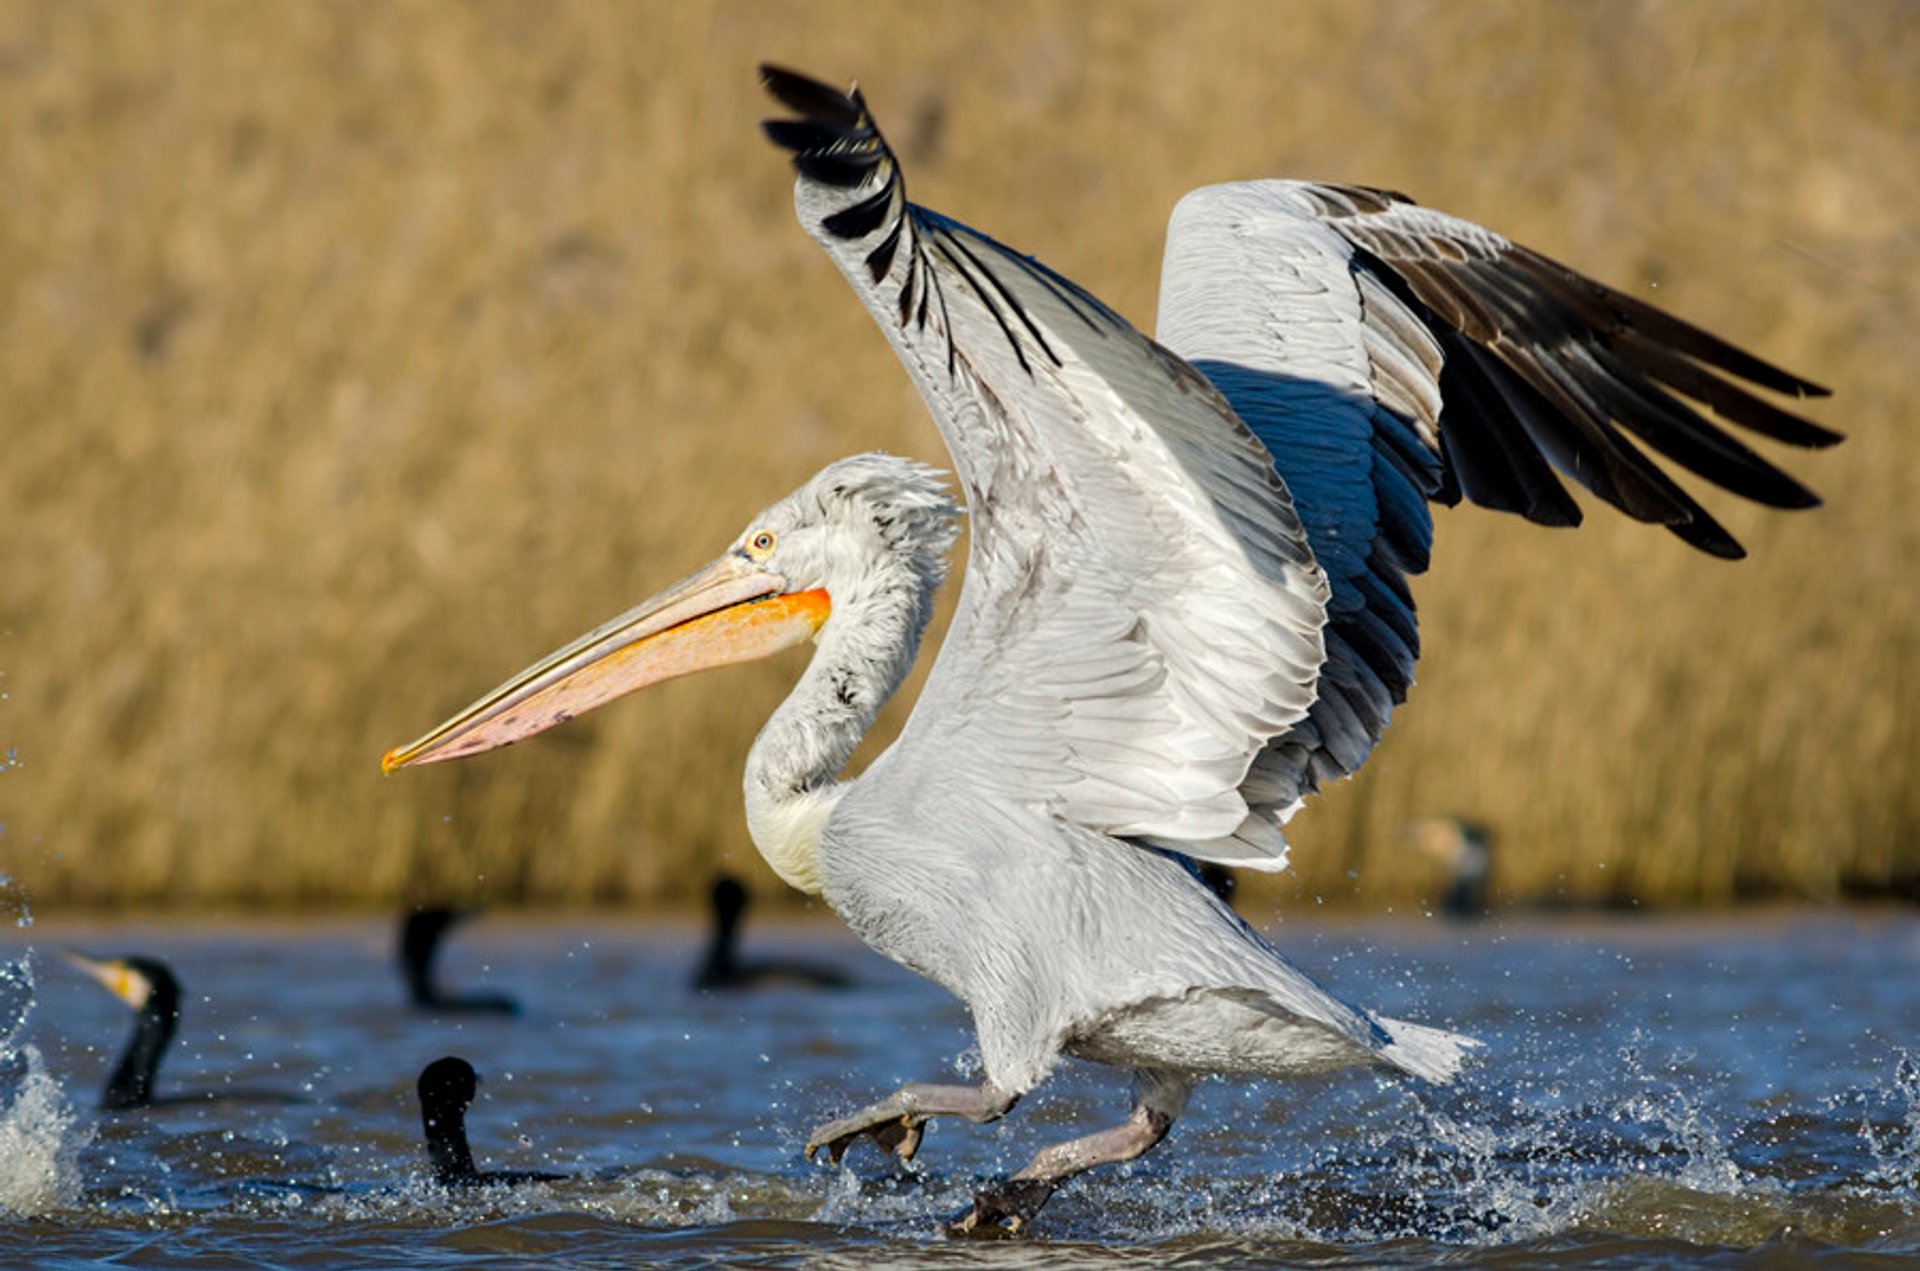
(1410, 818), (1495, 919)
(692, 875), (851, 991)
(399, 907), (519, 1014)
(64, 951), (306, 1110)
(417, 1055), (565, 1187)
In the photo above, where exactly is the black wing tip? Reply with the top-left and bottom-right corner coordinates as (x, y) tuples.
(1719, 394), (1844, 451)
(1692, 527), (1749, 559)
(1786, 411), (1845, 448)
(1731, 353), (1831, 403)
(758, 64), (860, 124)
(1695, 534), (1749, 561)
(758, 64), (887, 188)
(1770, 487), (1824, 512)
(1653, 497), (1746, 559)
(1731, 362), (1834, 408)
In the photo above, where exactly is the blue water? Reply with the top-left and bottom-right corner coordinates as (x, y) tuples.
(2, 907), (1918, 1266)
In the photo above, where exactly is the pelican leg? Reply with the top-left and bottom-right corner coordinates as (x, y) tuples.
(949, 1069), (1191, 1237)
(805, 1082), (1019, 1166)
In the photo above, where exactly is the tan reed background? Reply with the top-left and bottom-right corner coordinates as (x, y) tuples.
(0, 1), (1911, 912)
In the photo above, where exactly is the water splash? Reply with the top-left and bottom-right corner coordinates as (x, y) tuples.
(1860, 1054), (1920, 1193)
(0, 914), (1914, 1261)
(0, 954), (89, 1216)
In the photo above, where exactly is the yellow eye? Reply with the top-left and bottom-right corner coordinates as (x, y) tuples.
(747, 530), (777, 558)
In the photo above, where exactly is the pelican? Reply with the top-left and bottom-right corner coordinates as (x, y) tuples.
(384, 67), (1836, 1232)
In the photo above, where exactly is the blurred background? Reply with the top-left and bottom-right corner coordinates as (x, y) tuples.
(0, 0), (1911, 912)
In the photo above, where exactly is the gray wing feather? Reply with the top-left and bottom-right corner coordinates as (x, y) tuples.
(765, 72), (1834, 864)
(1156, 180), (1837, 811)
(763, 70), (1330, 866)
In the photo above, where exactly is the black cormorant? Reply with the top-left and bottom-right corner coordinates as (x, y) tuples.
(64, 951), (306, 1110)
(417, 1055), (565, 1187)
(399, 907), (519, 1014)
(692, 875), (851, 991)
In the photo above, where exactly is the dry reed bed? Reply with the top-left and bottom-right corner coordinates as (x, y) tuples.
(0, 2), (1911, 909)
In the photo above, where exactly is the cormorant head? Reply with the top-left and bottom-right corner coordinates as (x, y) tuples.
(418, 1055), (480, 1184)
(711, 875), (749, 927)
(63, 951), (181, 1020)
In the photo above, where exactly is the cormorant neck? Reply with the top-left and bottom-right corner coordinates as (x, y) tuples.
(406, 966), (438, 1006)
(402, 910), (453, 1006)
(425, 1101), (478, 1185)
(694, 910), (741, 989)
(103, 994), (178, 1111)
(743, 560), (937, 895)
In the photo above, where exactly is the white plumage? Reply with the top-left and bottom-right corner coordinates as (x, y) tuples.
(385, 67), (1836, 1233)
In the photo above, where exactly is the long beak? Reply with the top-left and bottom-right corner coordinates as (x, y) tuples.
(383, 554), (830, 772)
(62, 950), (150, 1009)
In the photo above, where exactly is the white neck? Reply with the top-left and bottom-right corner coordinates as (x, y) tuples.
(742, 564), (936, 894)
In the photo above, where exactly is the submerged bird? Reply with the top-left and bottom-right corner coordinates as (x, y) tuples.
(416, 1055), (566, 1187)
(693, 874), (853, 991)
(1410, 818), (1496, 919)
(1409, 817), (1649, 915)
(64, 951), (307, 1111)
(399, 907), (520, 1015)
(383, 68), (1836, 1232)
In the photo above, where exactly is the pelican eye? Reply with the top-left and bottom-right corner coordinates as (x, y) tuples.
(746, 530), (777, 560)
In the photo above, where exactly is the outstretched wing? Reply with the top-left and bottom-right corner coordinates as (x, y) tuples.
(1156, 180), (1838, 812)
(761, 67), (1329, 866)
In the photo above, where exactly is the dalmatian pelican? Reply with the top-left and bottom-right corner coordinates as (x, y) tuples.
(384, 67), (1835, 1232)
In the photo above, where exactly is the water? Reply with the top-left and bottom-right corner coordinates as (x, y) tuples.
(2, 908), (1917, 1266)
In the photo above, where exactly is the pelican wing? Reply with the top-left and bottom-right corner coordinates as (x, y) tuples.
(1155, 180), (1838, 810)
(762, 68), (1329, 865)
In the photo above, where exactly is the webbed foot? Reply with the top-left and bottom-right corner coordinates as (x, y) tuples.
(803, 1082), (1015, 1169)
(804, 1110), (925, 1166)
(944, 1177), (1057, 1237)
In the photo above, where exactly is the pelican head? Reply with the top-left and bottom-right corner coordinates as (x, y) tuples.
(384, 452), (957, 772)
